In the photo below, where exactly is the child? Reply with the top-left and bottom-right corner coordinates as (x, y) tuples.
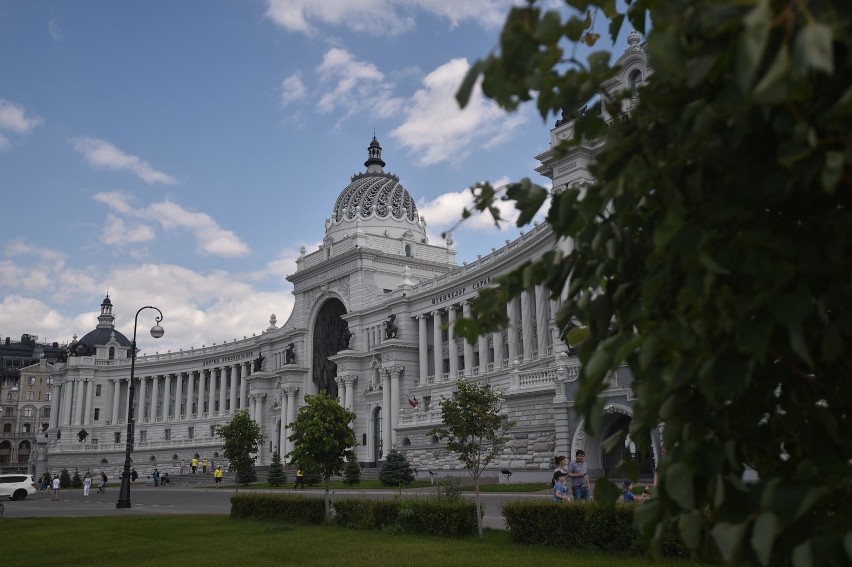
(551, 471), (571, 503)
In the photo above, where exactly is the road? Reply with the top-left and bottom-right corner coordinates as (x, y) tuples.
(2, 484), (548, 529)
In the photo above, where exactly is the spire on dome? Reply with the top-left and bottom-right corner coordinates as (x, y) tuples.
(364, 134), (386, 172)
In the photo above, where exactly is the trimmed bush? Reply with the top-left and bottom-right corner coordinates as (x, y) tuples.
(267, 452), (286, 486)
(343, 457), (361, 486)
(334, 497), (478, 538)
(379, 449), (414, 487)
(230, 494), (325, 524)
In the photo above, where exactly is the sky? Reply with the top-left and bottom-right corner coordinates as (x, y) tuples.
(0, 1), (626, 355)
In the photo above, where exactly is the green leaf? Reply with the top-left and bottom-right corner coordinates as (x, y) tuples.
(678, 510), (702, 551)
(608, 13), (625, 44)
(821, 151), (844, 194)
(735, 0), (771, 90)
(566, 326), (589, 346)
(583, 346), (611, 384)
(712, 522), (748, 563)
(753, 45), (790, 104)
(536, 10), (564, 43)
(699, 251), (730, 275)
(505, 179), (548, 226)
(456, 60), (484, 109)
(793, 23), (834, 76)
(752, 512), (779, 566)
(792, 540), (813, 567)
(666, 462), (695, 509)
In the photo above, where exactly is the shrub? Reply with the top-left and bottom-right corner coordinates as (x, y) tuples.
(334, 497), (477, 538)
(237, 463), (257, 485)
(343, 456), (361, 486)
(71, 469), (83, 488)
(267, 452), (286, 486)
(230, 494), (325, 524)
(434, 477), (462, 502)
(59, 468), (72, 488)
(379, 449), (414, 487)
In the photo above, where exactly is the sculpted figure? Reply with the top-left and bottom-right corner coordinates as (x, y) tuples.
(385, 314), (398, 339)
(284, 343), (296, 364)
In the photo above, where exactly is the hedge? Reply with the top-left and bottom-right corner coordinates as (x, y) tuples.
(333, 498), (479, 538)
(230, 494), (325, 524)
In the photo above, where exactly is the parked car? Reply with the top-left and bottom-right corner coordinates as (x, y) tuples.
(0, 473), (38, 500)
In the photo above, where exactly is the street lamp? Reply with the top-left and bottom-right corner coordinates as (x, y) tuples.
(116, 306), (164, 509)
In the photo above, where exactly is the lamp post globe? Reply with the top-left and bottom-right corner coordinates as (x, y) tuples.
(116, 306), (164, 509)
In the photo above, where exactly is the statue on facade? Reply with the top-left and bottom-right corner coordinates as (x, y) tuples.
(253, 352), (265, 372)
(338, 322), (353, 351)
(385, 314), (398, 339)
(78, 429), (88, 443)
(57, 345), (69, 363)
(284, 343), (296, 364)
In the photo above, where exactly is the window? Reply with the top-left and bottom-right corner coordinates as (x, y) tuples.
(46, 392), (52, 401)
(115, 432), (121, 444)
(22, 423), (31, 433)
(23, 407), (34, 417)
(164, 429), (171, 441)
(94, 408), (100, 421)
(26, 391), (33, 400)
(28, 377), (36, 385)
(96, 384), (102, 396)
(404, 244), (412, 257)
(2, 423), (10, 433)
(140, 430), (147, 442)
(108, 347), (115, 360)
(209, 425), (215, 437)
(629, 69), (642, 98)
(188, 427), (194, 439)
(3, 407), (13, 417)
(42, 407), (50, 418)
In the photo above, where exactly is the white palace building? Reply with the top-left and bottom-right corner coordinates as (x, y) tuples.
(34, 35), (655, 483)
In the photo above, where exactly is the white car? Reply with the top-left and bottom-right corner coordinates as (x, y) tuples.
(0, 474), (38, 500)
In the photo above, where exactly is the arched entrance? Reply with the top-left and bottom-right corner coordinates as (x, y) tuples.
(572, 405), (656, 480)
(0, 440), (11, 464)
(312, 298), (348, 398)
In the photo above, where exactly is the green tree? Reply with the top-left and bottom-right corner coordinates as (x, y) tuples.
(267, 451), (286, 486)
(343, 455), (361, 486)
(71, 468), (82, 488)
(287, 392), (356, 520)
(237, 463), (257, 485)
(454, 1), (852, 563)
(214, 410), (263, 494)
(379, 449), (414, 488)
(430, 380), (514, 539)
(59, 468), (71, 488)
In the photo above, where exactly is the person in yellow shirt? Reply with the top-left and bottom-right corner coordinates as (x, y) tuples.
(190, 457), (198, 474)
(202, 457), (209, 474)
(214, 466), (223, 489)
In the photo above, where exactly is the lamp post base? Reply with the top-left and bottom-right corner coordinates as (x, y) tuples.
(116, 470), (132, 508)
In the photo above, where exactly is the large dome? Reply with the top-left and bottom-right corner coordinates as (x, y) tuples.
(332, 172), (418, 222)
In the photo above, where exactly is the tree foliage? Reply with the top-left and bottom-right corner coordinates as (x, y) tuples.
(456, 1), (852, 564)
(287, 392), (356, 519)
(214, 410), (263, 493)
(379, 449), (414, 487)
(343, 455), (361, 486)
(267, 451), (286, 486)
(431, 380), (514, 538)
(59, 467), (71, 488)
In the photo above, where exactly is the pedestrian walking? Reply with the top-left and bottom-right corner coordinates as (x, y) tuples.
(294, 467), (304, 489)
(202, 458), (208, 474)
(214, 466), (223, 488)
(191, 457), (198, 474)
(131, 468), (138, 484)
(83, 473), (92, 496)
(153, 468), (160, 487)
(98, 471), (108, 493)
(52, 476), (60, 501)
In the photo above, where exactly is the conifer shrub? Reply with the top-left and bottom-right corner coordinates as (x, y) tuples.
(378, 449), (413, 487)
(267, 452), (286, 486)
(59, 468), (72, 488)
(342, 456), (361, 486)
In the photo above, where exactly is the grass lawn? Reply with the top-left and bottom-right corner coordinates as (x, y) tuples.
(3, 515), (699, 567)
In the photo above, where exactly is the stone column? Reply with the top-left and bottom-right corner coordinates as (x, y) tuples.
(49, 383), (61, 429)
(123, 379), (131, 423)
(256, 393), (266, 463)
(208, 369), (217, 416)
(197, 371), (206, 417)
(507, 298), (519, 363)
(73, 379), (85, 426)
(139, 377), (148, 421)
(418, 315), (428, 385)
(478, 333), (489, 372)
(553, 359), (572, 456)
(229, 364), (239, 414)
(186, 371), (196, 418)
(150, 376), (160, 421)
(521, 289), (534, 361)
(344, 376), (356, 412)
(432, 310), (442, 380)
(448, 305), (459, 379)
(492, 330), (504, 368)
(110, 379), (121, 424)
(84, 378), (95, 425)
(389, 367), (401, 448)
(62, 379), (73, 426)
(162, 374), (172, 421)
(285, 386), (298, 462)
(175, 373), (184, 419)
(536, 285), (549, 357)
(240, 362), (250, 410)
(381, 369), (391, 456)
(462, 301), (473, 376)
(218, 367), (227, 415)
(278, 389), (287, 456)
(335, 376), (345, 406)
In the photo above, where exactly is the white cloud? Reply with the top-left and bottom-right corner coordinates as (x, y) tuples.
(71, 137), (179, 185)
(315, 48), (404, 120)
(101, 214), (156, 246)
(0, 99), (44, 134)
(92, 192), (251, 258)
(280, 73), (307, 107)
(0, 134), (10, 152)
(48, 18), (63, 42)
(264, 0), (507, 36)
(417, 176), (521, 236)
(391, 58), (526, 166)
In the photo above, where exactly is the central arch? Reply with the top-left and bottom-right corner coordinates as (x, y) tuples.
(312, 298), (348, 398)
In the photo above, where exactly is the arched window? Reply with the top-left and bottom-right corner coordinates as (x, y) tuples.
(404, 244), (412, 257)
(629, 69), (642, 98)
(109, 347), (115, 360)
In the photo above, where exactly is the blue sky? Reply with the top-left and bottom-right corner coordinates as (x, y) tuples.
(0, 1), (623, 354)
